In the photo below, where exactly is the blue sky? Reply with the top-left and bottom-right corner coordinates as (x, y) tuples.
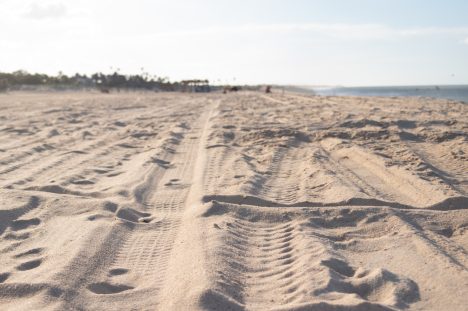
(1, 0), (467, 85)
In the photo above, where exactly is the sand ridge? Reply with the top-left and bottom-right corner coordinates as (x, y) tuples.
(0, 91), (467, 310)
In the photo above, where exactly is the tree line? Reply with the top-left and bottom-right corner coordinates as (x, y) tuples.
(0, 70), (188, 92)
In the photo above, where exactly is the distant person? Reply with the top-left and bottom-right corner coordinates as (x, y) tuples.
(265, 85), (271, 93)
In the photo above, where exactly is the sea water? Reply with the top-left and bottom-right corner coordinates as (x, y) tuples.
(307, 85), (468, 103)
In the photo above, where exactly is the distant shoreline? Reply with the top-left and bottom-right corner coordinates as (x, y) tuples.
(290, 84), (468, 103)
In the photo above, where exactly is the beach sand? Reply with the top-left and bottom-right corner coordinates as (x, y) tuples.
(0, 91), (466, 310)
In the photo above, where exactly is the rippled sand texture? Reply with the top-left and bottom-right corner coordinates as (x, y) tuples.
(0, 92), (466, 310)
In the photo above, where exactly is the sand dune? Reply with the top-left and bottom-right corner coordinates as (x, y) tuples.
(0, 91), (466, 310)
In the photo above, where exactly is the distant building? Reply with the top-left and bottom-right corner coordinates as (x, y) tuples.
(181, 79), (210, 92)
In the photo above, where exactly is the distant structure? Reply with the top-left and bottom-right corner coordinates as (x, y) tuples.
(223, 86), (241, 93)
(0, 78), (8, 92)
(181, 79), (210, 92)
(265, 85), (271, 93)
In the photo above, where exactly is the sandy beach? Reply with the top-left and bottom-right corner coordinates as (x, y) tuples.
(0, 91), (467, 310)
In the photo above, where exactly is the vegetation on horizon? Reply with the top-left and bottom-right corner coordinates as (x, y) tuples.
(0, 70), (188, 92)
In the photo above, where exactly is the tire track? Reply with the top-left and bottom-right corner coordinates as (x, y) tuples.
(320, 143), (450, 207)
(204, 204), (420, 311)
(79, 104), (210, 309)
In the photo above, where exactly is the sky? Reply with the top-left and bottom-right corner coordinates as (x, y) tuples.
(1, 0), (467, 86)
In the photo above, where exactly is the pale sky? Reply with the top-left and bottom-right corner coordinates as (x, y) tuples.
(1, 0), (468, 86)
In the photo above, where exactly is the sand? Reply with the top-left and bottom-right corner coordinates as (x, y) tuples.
(0, 91), (466, 310)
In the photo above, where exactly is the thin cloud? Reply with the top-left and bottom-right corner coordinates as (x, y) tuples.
(399, 26), (468, 36)
(23, 2), (67, 20)
(145, 23), (468, 41)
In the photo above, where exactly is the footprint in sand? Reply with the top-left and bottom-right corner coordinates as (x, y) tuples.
(0, 272), (10, 283)
(11, 218), (41, 231)
(108, 268), (129, 276)
(16, 258), (42, 271)
(87, 282), (134, 295)
(4, 232), (30, 240)
(70, 179), (95, 185)
(116, 207), (152, 223)
(14, 247), (43, 258)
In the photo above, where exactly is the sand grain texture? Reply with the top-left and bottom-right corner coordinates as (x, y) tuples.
(0, 92), (467, 310)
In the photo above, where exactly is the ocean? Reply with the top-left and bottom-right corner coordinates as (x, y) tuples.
(301, 85), (468, 103)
